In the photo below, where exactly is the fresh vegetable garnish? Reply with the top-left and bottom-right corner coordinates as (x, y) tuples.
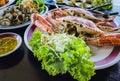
(16, 0), (45, 12)
(29, 30), (95, 81)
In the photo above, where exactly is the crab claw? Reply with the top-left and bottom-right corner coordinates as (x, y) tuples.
(86, 33), (120, 46)
(96, 21), (120, 33)
(31, 13), (54, 34)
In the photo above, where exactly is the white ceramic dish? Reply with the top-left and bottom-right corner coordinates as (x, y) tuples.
(0, 0), (15, 10)
(0, 5), (48, 30)
(24, 24), (120, 70)
(0, 32), (22, 57)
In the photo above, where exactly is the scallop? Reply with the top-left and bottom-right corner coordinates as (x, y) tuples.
(3, 9), (10, 15)
(18, 14), (25, 21)
(0, 19), (11, 26)
(19, 4), (24, 9)
(12, 12), (18, 19)
(24, 17), (29, 22)
(4, 13), (13, 20)
(0, 4), (39, 26)
(0, 17), (4, 20)
(13, 19), (21, 25)
(16, 11), (22, 15)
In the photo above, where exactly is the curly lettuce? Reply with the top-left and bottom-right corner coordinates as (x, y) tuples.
(29, 30), (95, 81)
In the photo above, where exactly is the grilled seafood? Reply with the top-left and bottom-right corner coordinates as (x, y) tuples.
(86, 33), (120, 46)
(32, 13), (104, 38)
(56, 16), (104, 37)
(31, 11), (120, 46)
(96, 21), (120, 33)
(45, 8), (101, 22)
(44, 7), (118, 32)
(45, 7), (115, 23)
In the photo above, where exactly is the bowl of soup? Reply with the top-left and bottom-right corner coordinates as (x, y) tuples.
(0, 32), (22, 57)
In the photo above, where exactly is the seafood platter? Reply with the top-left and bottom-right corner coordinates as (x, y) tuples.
(24, 5), (120, 81)
(0, 0), (120, 81)
(0, 0), (48, 29)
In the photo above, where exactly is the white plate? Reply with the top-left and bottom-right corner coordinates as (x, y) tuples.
(24, 24), (120, 70)
(89, 45), (120, 70)
(0, 5), (48, 30)
(0, 0), (15, 10)
(0, 32), (22, 57)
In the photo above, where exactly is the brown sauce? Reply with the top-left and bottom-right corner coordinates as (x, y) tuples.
(0, 37), (17, 55)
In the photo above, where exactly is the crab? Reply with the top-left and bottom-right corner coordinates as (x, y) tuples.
(43, 7), (119, 33)
(44, 7), (103, 22)
(30, 8), (120, 46)
(31, 13), (104, 37)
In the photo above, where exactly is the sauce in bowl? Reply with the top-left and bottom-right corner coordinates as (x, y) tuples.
(0, 37), (17, 54)
(0, 32), (22, 57)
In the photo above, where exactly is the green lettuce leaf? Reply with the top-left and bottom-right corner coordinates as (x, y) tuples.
(29, 30), (95, 81)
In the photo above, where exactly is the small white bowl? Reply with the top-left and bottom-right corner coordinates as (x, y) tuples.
(0, 32), (22, 57)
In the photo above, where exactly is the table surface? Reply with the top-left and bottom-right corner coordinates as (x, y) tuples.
(0, 0), (120, 81)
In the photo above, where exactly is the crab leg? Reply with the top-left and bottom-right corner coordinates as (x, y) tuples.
(66, 8), (103, 22)
(46, 7), (105, 22)
(86, 33), (120, 46)
(96, 21), (120, 33)
(31, 13), (54, 34)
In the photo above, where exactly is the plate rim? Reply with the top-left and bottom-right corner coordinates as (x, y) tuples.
(94, 46), (120, 70)
(0, 5), (48, 30)
(24, 24), (33, 51)
(95, 53), (120, 70)
(24, 24), (120, 70)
